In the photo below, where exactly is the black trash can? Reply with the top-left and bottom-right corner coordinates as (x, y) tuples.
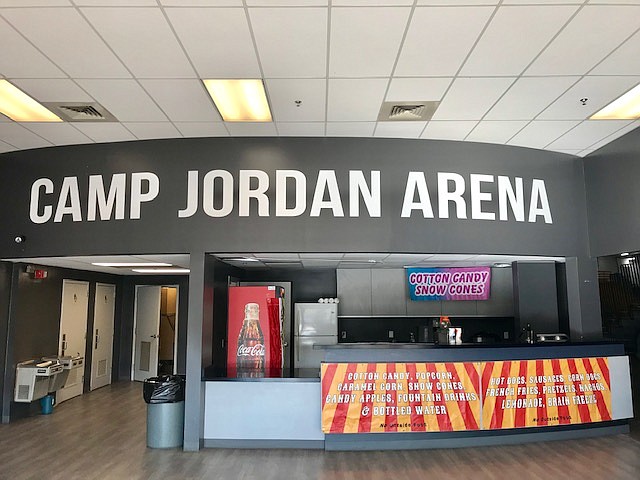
(143, 375), (185, 448)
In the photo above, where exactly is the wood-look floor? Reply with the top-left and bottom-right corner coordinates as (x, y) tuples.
(0, 381), (639, 480)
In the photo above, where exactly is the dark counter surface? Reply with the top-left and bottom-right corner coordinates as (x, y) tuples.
(315, 341), (621, 349)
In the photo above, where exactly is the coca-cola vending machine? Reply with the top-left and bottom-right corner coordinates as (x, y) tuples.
(227, 286), (284, 378)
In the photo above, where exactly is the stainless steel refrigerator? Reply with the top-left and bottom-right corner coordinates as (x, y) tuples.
(294, 303), (338, 370)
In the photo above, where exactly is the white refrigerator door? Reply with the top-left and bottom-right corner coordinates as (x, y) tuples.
(294, 336), (338, 369)
(295, 303), (338, 337)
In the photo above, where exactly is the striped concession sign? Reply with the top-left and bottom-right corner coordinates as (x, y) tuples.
(481, 357), (611, 429)
(321, 362), (481, 434)
(321, 358), (612, 434)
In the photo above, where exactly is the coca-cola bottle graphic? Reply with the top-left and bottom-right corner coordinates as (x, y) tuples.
(236, 302), (265, 378)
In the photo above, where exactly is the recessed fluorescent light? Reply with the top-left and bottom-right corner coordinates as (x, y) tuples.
(92, 262), (172, 267)
(0, 80), (62, 122)
(203, 79), (272, 122)
(621, 252), (629, 257)
(132, 268), (190, 274)
(591, 83), (640, 120)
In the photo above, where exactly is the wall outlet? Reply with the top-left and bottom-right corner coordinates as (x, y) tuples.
(388, 330), (394, 339)
(341, 331), (347, 339)
(503, 331), (509, 339)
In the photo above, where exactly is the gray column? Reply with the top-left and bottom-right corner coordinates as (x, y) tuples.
(183, 251), (205, 451)
(565, 256), (602, 341)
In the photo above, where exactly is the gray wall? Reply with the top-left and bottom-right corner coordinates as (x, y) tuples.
(0, 138), (590, 259)
(512, 262), (559, 335)
(584, 126), (640, 257)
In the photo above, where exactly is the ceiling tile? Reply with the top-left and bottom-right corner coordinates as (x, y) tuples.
(266, 79), (326, 122)
(431, 77), (515, 120)
(502, 0), (583, 4)
(173, 122), (229, 138)
(395, 6), (494, 76)
(72, 123), (136, 143)
(466, 121), (528, 144)
(299, 253), (344, 259)
(418, 1), (498, 4)
(0, 123), (52, 149)
(585, 120), (640, 152)
(334, 0), (413, 5)
(460, 6), (577, 76)
(374, 122), (426, 138)
(330, 7), (411, 77)
(225, 123), (278, 136)
(139, 79), (220, 122)
(81, 7), (195, 78)
(10, 79), (94, 103)
(326, 122), (375, 136)
(546, 120), (632, 150)
(249, 7), (327, 78)
(74, 0), (157, 5)
(276, 122), (325, 136)
(538, 75), (640, 120)
(591, 29), (640, 75)
(160, 0), (242, 4)
(421, 121), (478, 140)
(301, 260), (340, 268)
(124, 122), (182, 140)
(385, 77), (452, 102)
(507, 120), (581, 149)
(248, 0), (327, 5)
(0, 18), (66, 78)
(546, 148), (582, 155)
(76, 79), (168, 122)
(167, 7), (260, 79)
(327, 79), (388, 121)
(0, 140), (16, 153)
(0, 1), (71, 5)
(525, 5), (640, 75)
(485, 76), (578, 120)
(22, 123), (93, 145)
(1, 8), (130, 78)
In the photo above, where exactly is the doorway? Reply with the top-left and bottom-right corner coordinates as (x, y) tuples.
(57, 280), (89, 403)
(132, 285), (179, 381)
(90, 283), (116, 391)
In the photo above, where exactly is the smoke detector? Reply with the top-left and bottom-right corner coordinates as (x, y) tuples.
(377, 101), (439, 122)
(42, 102), (117, 122)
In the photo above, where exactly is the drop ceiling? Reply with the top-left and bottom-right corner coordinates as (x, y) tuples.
(2, 253), (564, 275)
(1, 0), (639, 157)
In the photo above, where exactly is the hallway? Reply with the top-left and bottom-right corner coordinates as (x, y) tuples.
(0, 381), (639, 480)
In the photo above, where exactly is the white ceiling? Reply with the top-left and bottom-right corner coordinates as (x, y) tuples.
(3, 252), (563, 275)
(0, 1), (639, 156)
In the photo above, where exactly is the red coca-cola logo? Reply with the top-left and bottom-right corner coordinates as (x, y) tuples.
(237, 343), (265, 357)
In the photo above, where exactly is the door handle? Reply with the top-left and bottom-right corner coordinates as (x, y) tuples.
(95, 329), (99, 349)
(150, 334), (159, 339)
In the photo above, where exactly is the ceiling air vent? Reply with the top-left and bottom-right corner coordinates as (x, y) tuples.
(42, 102), (117, 122)
(377, 101), (439, 122)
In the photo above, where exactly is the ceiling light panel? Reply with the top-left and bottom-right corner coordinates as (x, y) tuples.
(591, 83), (640, 120)
(92, 262), (172, 267)
(485, 77), (578, 120)
(81, 7), (195, 78)
(395, 6), (494, 76)
(76, 79), (168, 122)
(265, 79), (326, 122)
(0, 80), (62, 122)
(1, 8), (130, 78)
(203, 79), (272, 122)
(432, 78), (515, 120)
(525, 5), (640, 75)
(538, 76), (640, 120)
(0, 17), (65, 78)
(165, 7), (260, 78)
(460, 6), (577, 76)
(249, 8), (327, 78)
(327, 79), (388, 121)
(330, 7), (411, 77)
(139, 80), (221, 122)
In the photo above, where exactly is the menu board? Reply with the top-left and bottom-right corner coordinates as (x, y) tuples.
(321, 358), (612, 434)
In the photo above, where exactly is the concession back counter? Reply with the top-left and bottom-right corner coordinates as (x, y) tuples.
(202, 342), (634, 451)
